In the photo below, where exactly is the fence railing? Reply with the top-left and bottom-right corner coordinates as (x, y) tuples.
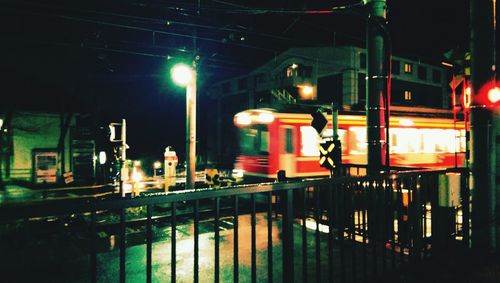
(0, 167), (470, 282)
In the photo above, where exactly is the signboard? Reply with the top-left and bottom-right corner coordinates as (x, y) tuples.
(318, 140), (341, 170)
(33, 150), (59, 184)
(311, 111), (328, 135)
(63, 171), (74, 184)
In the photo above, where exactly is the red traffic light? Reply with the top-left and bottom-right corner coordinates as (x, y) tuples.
(473, 81), (500, 109)
(487, 86), (500, 104)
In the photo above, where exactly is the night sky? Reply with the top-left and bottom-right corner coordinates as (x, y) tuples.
(0, 0), (469, 161)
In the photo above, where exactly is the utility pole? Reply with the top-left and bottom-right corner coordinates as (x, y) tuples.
(366, 0), (387, 175)
(186, 60), (197, 190)
(469, 0), (497, 253)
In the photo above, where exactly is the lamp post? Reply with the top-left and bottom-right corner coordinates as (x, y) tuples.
(171, 62), (197, 190)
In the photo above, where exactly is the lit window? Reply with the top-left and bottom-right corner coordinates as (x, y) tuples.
(286, 64), (298, 77)
(404, 63), (412, 73)
(404, 90), (412, 101)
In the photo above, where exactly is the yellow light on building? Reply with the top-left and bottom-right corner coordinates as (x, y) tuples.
(298, 85), (314, 100)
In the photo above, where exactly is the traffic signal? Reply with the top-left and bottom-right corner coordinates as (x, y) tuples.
(462, 84), (471, 110)
(318, 140), (341, 170)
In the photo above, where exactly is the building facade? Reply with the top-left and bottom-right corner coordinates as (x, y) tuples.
(0, 111), (96, 186)
(207, 46), (450, 167)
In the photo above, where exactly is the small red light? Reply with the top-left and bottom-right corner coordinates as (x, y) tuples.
(463, 86), (471, 109)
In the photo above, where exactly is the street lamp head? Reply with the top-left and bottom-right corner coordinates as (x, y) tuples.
(171, 63), (194, 86)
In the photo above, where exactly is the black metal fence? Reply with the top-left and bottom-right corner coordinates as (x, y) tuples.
(0, 167), (469, 282)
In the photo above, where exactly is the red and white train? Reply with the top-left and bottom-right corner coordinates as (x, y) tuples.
(233, 107), (466, 179)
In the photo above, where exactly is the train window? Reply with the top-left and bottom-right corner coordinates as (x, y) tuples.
(260, 129), (269, 153)
(300, 126), (319, 156)
(349, 127), (367, 154)
(285, 128), (294, 154)
(389, 128), (461, 154)
(391, 128), (420, 153)
(239, 126), (269, 155)
(300, 126), (347, 156)
(459, 130), (466, 152)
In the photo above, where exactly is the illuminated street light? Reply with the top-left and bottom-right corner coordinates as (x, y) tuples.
(171, 64), (194, 86)
(171, 61), (197, 190)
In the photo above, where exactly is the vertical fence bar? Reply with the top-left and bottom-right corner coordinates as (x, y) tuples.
(194, 199), (199, 283)
(422, 176), (428, 258)
(327, 183), (335, 282)
(282, 189), (294, 283)
(302, 188), (308, 283)
(362, 188), (368, 282)
(214, 197), (220, 283)
(412, 178), (423, 262)
(234, 195), (239, 283)
(146, 205), (153, 283)
(119, 208), (126, 283)
(397, 179), (405, 264)
(251, 194), (257, 283)
(350, 184), (356, 283)
(314, 187), (321, 283)
(389, 178), (396, 268)
(405, 177), (412, 261)
(339, 184), (346, 283)
(381, 180), (388, 273)
(267, 192), (273, 283)
(461, 171), (470, 247)
(368, 179), (381, 275)
(171, 202), (177, 283)
(407, 178), (414, 261)
(90, 209), (97, 283)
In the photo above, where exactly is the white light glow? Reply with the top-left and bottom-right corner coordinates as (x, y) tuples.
(488, 87), (500, 104)
(300, 126), (320, 156)
(399, 119), (414, 127)
(235, 113), (251, 125)
(232, 169), (244, 178)
(171, 64), (194, 86)
(132, 168), (143, 182)
(305, 219), (330, 233)
(99, 151), (107, 165)
(256, 112), (275, 123)
(154, 161), (162, 169)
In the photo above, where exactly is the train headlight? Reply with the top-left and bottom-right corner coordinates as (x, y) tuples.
(256, 112), (274, 123)
(235, 113), (252, 126)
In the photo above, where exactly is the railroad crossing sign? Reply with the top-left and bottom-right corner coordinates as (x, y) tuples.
(311, 110), (328, 135)
(319, 140), (341, 170)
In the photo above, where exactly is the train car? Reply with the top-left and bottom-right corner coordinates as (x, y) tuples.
(233, 107), (466, 179)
